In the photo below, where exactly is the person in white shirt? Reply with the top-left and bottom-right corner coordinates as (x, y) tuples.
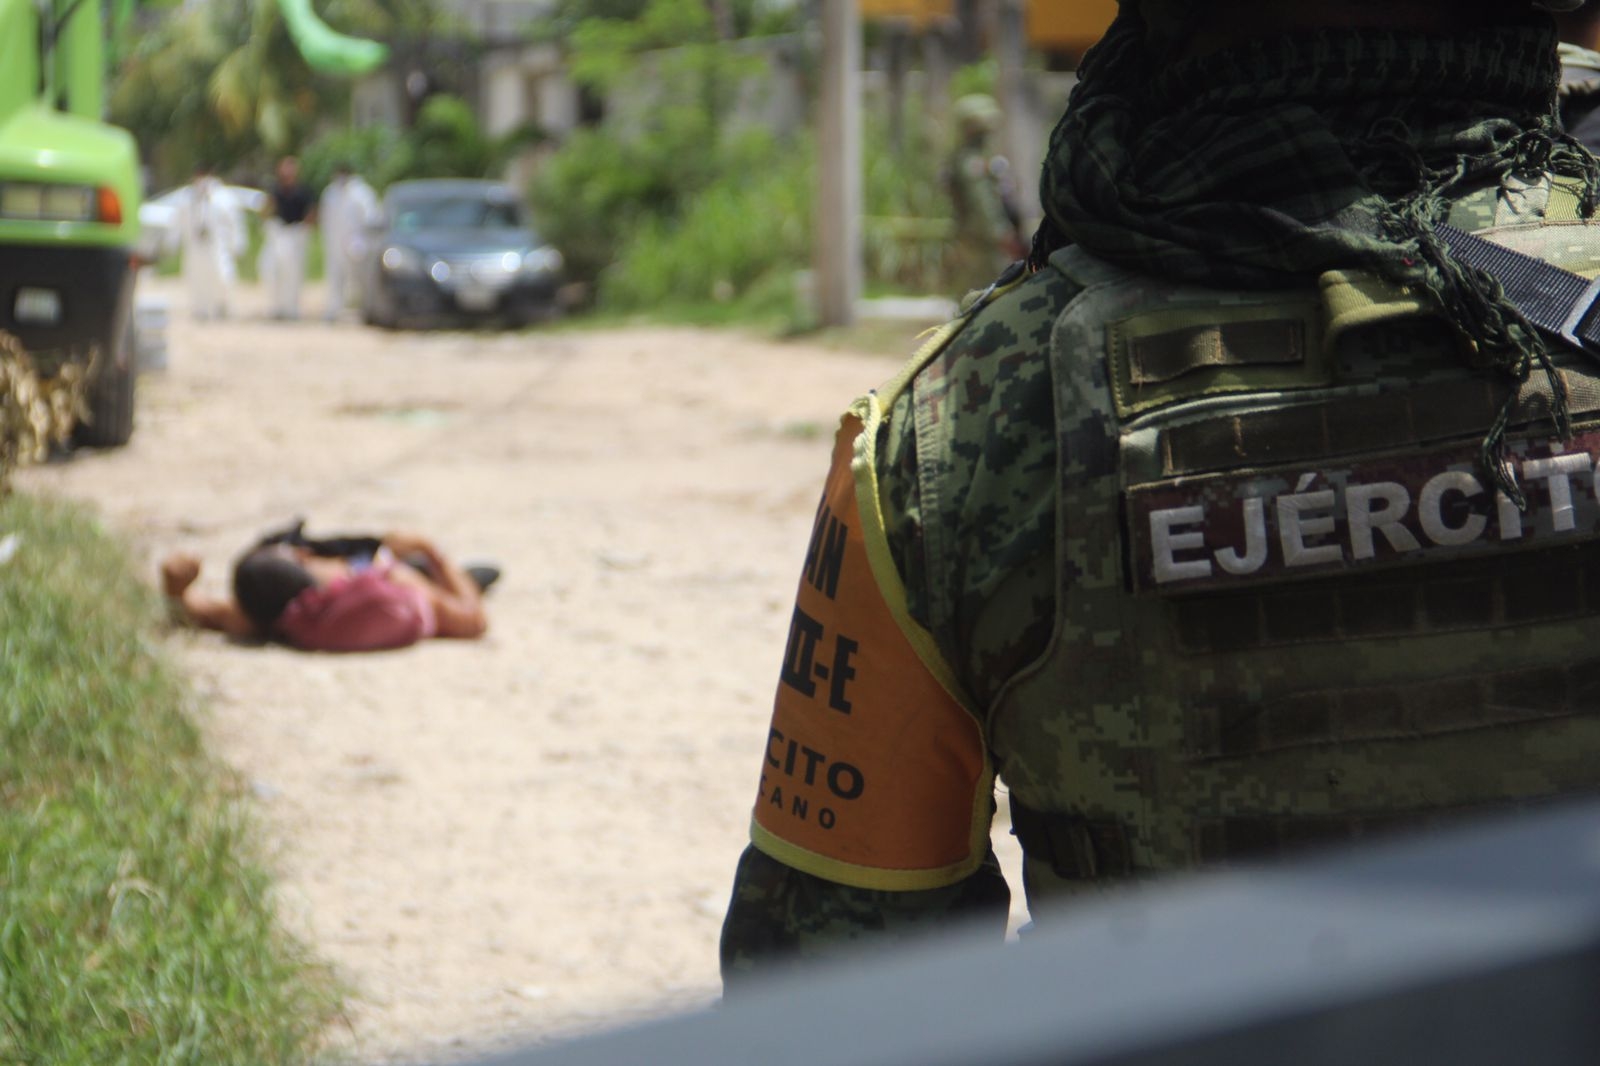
(178, 165), (244, 321)
(319, 164), (381, 321)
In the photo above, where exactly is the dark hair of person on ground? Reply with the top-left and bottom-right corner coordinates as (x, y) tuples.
(232, 547), (316, 633)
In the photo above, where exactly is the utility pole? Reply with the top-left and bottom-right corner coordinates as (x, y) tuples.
(814, 0), (861, 328)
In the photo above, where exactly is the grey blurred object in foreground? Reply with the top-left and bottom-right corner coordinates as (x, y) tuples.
(473, 800), (1600, 1066)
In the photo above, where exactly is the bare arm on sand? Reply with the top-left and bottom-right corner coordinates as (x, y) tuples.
(160, 552), (259, 638)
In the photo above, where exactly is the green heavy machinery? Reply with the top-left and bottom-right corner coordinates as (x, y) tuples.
(0, 0), (142, 447)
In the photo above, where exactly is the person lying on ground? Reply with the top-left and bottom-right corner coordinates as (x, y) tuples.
(160, 526), (489, 651)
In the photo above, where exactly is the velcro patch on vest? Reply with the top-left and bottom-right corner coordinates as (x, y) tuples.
(1127, 426), (1600, 594)
(1107, 300), (1329, 418)
(1129, 319), (1305, 385)
(747, 415), (989, 891)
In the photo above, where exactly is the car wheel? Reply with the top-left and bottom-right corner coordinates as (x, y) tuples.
(363, 292), (397, 330)
(73, 319), (135, 448)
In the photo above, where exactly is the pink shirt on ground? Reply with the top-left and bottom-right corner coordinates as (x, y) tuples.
(273, 565), (437, 652)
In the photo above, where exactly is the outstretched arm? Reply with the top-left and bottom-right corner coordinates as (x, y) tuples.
(160, 553), (259, 638)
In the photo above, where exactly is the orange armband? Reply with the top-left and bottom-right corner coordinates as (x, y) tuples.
(747, 403), (993, 892)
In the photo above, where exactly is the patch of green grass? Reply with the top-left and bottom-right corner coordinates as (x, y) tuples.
(0, 495), (342, 1064)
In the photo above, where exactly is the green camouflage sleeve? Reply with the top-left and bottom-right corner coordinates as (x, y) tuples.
(884, 268), (1077, 706)
(719, 269), (1075, 990)
(719, 845), (1010, 992)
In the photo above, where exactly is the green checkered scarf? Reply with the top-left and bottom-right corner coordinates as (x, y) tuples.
(1032, 7), (1600, 505)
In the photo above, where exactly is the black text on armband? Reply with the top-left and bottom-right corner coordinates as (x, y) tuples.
(780, 605), (860, 713)
(761, 727), (868, 829)
(803, 498), (849, 600)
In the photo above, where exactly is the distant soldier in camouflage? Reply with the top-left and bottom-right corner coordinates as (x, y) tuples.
(944, 93), (1025, 293)
(1560, 41), (1600, 147)
(722, 0), (1600, 988)
(1557, 5), (1600, 146)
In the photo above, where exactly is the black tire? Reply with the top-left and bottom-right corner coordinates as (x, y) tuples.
(73, 320), (135, 448)
(363, 287), (399, 330)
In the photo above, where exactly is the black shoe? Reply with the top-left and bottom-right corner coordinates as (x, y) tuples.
(466, 564), (501, 593)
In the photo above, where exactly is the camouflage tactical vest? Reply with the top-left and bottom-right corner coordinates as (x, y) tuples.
(998, 221), (1600, 906)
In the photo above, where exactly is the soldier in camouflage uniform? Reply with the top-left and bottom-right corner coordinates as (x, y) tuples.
(722, 0), (1600, 988)
(1560, 41), (1600, 147)
(944, 94), (1025, 293)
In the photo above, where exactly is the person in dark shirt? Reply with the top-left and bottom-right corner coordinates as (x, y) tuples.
(261, 155), (317, 320)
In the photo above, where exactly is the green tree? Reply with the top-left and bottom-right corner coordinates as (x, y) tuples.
(207, 0), (336, 151)
(112, 0), (360, 182)
(112, 0), (252, 180)
(111, 0), (454, 185)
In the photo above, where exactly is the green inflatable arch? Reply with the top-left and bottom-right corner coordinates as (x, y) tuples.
(275, 0), (388, 75)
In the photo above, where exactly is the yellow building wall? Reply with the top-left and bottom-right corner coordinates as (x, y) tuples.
(858, 0), (1116, 53)
(1025, 0), (1116, 53)
(859, 0), (952, 29)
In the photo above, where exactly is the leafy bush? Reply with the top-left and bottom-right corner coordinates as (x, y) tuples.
(530, 0), (958, 319)
(530, 102), (729, 293)
(528, 131), (636, 288)
(542, 90), (954, 313)
(386, 94), (498, 182)
(301, 95), (543, 197)
(298, 124), (406, 192)
(600, 129), (812, 311)
(529, 0), (761, 294)
(860, 90), (963, 294)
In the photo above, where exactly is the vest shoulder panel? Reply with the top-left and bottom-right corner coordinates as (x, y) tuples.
(997, 223), (1600, 902)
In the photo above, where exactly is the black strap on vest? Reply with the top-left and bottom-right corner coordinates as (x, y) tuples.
(1435, 223), (1600, 357)
(1009, 797), (1136, 880)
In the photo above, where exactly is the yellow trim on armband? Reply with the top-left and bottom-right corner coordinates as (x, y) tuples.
(850, 388), (996, 889)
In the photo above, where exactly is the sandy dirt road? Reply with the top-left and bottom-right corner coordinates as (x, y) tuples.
(17, 277), (1025, 1063)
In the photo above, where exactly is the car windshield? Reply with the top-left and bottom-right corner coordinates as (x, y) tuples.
(392, 195), (521, 232)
